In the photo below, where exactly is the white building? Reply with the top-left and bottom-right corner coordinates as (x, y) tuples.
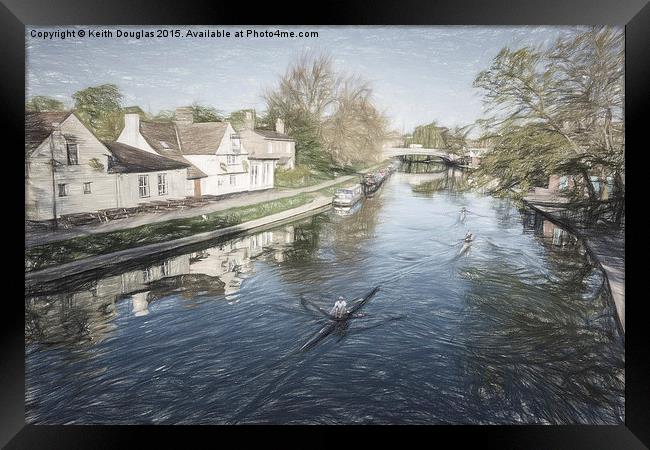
(117, 107), (279, 197)
(239, 112), (295, 170)
(25, 112), (189, 222)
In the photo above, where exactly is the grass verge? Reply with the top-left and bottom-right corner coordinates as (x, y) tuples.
(25, 193), (315, 272)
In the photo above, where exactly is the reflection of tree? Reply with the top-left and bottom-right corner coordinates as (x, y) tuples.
(408, 165), (470, 196)
(144, 274), (225, 302)
(449, 216), (624, 424)
(329, 192), (384, 254)
(280, 215), (328, 266)
(25, 288), (117, 346)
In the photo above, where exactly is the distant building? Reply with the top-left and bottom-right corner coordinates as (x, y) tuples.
(25, 112), (188, 222)
(239, 111), (295, 170)
(118, 107), (277, 196)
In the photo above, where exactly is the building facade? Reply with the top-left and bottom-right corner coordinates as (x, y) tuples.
(25, 112), (189, 222)
(239, 112), (295, 170)
(117, 107), (278, 197)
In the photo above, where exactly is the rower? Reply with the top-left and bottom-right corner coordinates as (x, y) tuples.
(459, 207), (467, 222)
(330, 296), (349, 319)
(464, 231), (474, 243)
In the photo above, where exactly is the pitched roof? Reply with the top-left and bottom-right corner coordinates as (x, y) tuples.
(25, 111), (72, 154)
(176, 122), (228, 155)
(253, 129), (294, 141)
(138, 120), (208, 179)
(104, 142), (190, 173)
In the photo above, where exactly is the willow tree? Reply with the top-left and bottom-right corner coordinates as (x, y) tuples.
(407, 121), (448, 148)
(473, 26), (624, 200)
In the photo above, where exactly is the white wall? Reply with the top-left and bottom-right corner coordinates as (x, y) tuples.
(26, 114), (119, 221)
(116, 169), (188, 208)
(185, 122), (252, 196)
(116, 114), (159, 155)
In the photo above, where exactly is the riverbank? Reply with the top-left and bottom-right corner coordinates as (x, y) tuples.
(26, 164), (385, 248)
(25, 195), (333, 286)
(523, 194), (625, 334)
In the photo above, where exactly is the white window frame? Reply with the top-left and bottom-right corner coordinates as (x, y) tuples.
(230, 175), (237, 186)
(158, 173), (168, 196)
(138, 175), (150, 198)
(83, 182), (92, 194)
(227, 155), (237, 165)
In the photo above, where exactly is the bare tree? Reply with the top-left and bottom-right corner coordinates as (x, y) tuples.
(264, 52), (389, 169)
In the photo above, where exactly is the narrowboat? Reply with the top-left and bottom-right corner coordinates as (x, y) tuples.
(332, 184), (363, 207)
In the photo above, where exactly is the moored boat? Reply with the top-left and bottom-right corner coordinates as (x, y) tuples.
(332, 184), (363, 207)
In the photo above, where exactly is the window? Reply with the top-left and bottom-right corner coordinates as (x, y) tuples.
(158, 173), (168, 195)
(250, 164), (259, 186)
(263, 163), (269, 185)
(161, 260), (171, 276)
(58, 183), (68, 197)
(143, 267), (153, 283)
(230, 175), (236, 186)
(267, 142), (273, 153)
(66, 143), (78, 165)
(138, 175), (150, 198)
(83, 182), (92, 194)
(227, 155), (237, 165)
(231, 134), (241, 152)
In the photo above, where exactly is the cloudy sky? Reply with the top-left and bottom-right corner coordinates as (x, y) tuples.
(26, 25), (588, 133)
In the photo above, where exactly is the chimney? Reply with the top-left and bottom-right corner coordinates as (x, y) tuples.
(174, 106), (194, 124)
(275, 117), (285, 134)
(243, 111), (254, 130)
(122, 113), (140, 146)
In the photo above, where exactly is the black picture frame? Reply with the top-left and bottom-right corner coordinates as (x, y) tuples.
(4, 0), (647, 447)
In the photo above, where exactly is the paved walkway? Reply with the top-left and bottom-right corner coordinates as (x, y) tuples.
(25, 174), (360, 248)
(523, 193), (625, 334)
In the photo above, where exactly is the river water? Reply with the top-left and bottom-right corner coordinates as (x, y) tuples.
(25, 162), (625, 424)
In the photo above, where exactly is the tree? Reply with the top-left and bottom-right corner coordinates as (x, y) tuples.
(264, 52), (388, 171)
(72, 84), (123, 141)
(26, 96), (65, 112)
(191, 103), (224, 123)
(152, 109), (175, 122)
(227, 109), (256, 131)
(406, 121), (448, 148)
(473, 27), (624, 201)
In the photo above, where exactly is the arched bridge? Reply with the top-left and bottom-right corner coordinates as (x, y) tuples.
(381, 147), (461, 164)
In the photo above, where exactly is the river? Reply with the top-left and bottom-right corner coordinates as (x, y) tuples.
(25, 162), (625, 424)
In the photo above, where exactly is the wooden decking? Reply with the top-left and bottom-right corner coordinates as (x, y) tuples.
(523, 192), (625, 334)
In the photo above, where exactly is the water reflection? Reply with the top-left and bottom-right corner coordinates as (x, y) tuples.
(25, 159), (624, 425)
(25, 226), (297, 346)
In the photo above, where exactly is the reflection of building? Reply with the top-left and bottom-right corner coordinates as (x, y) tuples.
(187, 226), (295, 296)
(542, 220), (575, 247)
(26, 226), (298, 344)
(522, 208), (576, 247)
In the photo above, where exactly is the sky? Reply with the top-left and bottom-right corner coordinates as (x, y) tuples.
(26, 25), (589, 135)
